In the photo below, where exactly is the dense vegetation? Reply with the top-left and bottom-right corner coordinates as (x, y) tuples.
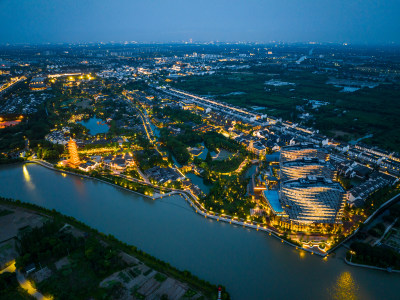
(203, 132), (242, 153)
(154, 106), (202, 125)
(0, 155), (24, 165)
(16, 221), (80, 269)
(160, 128), (244, 167)
(201, 176), (254, 218)
(0, 197), (230, 299)
(349, 242), (400, 269)
(195, 153), (245, 174)
(38, 237), (126, 299)
(0, 272), (34, 300)
(173, 71), (400, 152)
(172, 71), (303, 119)
(162, 135), (192, 165)
(364, 185), (400, 214)
(14, 219), (127, 299)
(99, 174), (154, 196)
(134, 149), (168, 170)
(0, 109), (50, 152)
(349, 203), (400, 270)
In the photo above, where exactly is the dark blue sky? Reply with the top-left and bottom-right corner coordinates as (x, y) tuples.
(1, 0), (399, 44)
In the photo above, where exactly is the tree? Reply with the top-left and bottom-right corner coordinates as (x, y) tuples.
(205, 151), (212, 163)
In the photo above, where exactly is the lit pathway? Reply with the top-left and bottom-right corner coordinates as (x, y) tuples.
(134, 167), (150, 183)
(16, 270), (51, 300)
(0, 261), (51, 300)
(0, 260), (16, 274)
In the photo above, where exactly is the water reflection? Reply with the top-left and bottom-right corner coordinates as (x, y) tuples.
(23, 165), (31, 181)
(329, 271), (359, 300)
(22, 165), (35, 190)
(71, 177), (87, 198)
(78, 117), (109, 135)
(2, 164), (399, 300)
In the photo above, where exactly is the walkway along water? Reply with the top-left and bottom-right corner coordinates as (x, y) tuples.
(2, 163), (400, 300)
(26, 160), (400, 257)
(26, 160), (321, 255)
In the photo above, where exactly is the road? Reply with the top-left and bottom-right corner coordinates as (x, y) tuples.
(16, 270), (50, 300)
(0, 76), (27, 95)
(0, 261), (50, 300)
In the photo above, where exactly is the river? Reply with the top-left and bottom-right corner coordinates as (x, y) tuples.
(0, 164), (399, 300)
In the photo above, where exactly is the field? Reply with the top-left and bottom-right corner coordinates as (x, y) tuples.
(173, 71), (302, 117)
(172, 70), (400, 152)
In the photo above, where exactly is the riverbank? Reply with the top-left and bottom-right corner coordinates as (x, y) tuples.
(0, 197), (229, 299)
(328, 192), (400, 256)
(3, 163), (400, 299)
(344, 257), (400, 274)
(0, 157), (24, 165)
(24, 160), (325, 256)
(22, 160), (400, 260)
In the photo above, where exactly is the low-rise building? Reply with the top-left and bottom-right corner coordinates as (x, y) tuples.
(145, 166), (183, 184)
(29, 77), (48, 91)
(78, 161), (99, 172)
(248, 140), (267, 157)
(347, 172), (398, 207)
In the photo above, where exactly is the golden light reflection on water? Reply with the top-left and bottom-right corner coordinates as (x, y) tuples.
(72, 177), (87, 198)
(22, 165), (35, 190)
(23, 165), (31, 181)
(329, 271), (359, 300)
(299, 250), (306, 259)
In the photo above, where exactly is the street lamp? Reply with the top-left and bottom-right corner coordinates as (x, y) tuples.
(349, 250), (356, 262)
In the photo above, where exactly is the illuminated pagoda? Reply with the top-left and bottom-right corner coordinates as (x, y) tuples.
(67, 138), (80, 166)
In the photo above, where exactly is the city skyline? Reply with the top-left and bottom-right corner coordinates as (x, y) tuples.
(1, 0), (400, 44)
(1, 2), (400, 298)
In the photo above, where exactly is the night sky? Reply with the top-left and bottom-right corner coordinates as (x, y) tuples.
(1, 0), (399, 44)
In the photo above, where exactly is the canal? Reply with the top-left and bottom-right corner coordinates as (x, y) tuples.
(0, 164), (399, 300)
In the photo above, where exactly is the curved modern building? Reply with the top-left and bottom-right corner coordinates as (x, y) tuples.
(279, 176), (346, 230)
(280, 143), (328, 162)
(280, 157), (336, 182)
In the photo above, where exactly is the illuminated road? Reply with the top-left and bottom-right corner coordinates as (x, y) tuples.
(16, 270), (50, 300)
(0, 261), (51, 300)
(0, 261), (16, 274)
(168, 88), (258, 118)
(123, 91), (167, 162)
(0, 76), (27, 95)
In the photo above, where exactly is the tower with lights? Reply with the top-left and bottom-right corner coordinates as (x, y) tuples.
(68, 139), (80, 166)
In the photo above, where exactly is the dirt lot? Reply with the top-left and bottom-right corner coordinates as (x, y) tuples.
(0, 204), (46, 269)
(0, 204), (45, 242)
